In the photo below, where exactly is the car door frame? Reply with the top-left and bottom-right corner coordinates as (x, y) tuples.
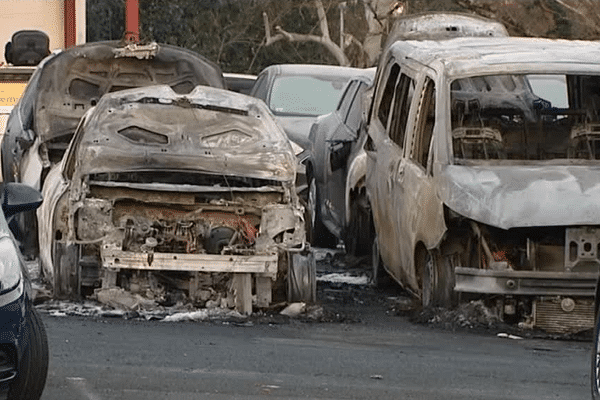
(394, 65), (447, 294)
(365, 56), (417, 280)
(322, 79), (365, 233)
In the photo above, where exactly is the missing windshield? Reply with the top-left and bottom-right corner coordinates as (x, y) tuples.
(451, 73), (600, 162)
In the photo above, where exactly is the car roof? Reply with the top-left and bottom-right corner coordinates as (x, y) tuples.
(384, 11), (508, 47)
(261, 63), (368, 78)
(388, 36), (600, 78)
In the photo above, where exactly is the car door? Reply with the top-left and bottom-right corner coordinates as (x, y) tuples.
(394, 74), (446, 292)
(381, 69), (417, 281)
(365, 60), (412, 275)
(323, 80), (364, 230)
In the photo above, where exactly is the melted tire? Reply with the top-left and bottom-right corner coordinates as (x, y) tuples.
(345, 196), (373, 257)
(307, 177), (336, 248)
(287, 252), (316, 303)
(8, 307), (49, 400)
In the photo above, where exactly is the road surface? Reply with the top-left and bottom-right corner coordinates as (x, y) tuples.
(39, 310), (589, 400)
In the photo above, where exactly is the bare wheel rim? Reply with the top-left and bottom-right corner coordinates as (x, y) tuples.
(372, 237), (380, 284)
(308, 178), (317, 228)
(422, 251), (435, 307)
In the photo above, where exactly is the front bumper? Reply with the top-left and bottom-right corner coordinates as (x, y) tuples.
(454, 267), (598, 297)
(0, 283), (26, 392)
(102, 248), (278, 278)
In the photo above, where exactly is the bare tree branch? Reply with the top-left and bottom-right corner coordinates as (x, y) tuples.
(315, 0), (331, 40)
(262, 1), (350, 66)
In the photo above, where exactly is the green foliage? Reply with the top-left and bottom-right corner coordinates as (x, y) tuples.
(545, 0), (571, 38)
(86, 0), (124, 42)
(86, 0), (596, 75)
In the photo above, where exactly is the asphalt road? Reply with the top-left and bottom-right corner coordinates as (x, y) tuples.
(39, 311), (590, 400)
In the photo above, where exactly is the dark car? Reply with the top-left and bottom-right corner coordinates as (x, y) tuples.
(304, 69), (375, 251)
(0, 182), (48, 400)
(249, 64), (367, 152)
(0, 41), (225, 257)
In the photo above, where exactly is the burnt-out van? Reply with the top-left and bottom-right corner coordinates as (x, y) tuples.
(366, 36), (600, 334)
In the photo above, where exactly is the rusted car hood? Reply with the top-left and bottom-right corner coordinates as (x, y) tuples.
(34, 41), (224, 145)
(76, 85), (296, 182)
(440, 164), (600, 229)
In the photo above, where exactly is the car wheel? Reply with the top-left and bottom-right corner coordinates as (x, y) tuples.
(287, 251), (316, 303)
(421, 250), (437, 308)
(371, 236), (387, 287)
(592, 307), (600, 399)
(52, 241), (80, 298)
(307, 176), (336, 248)
(8, 307), (49, 400)
(345, 194), (373, 257)
(420, 249), (456, 308)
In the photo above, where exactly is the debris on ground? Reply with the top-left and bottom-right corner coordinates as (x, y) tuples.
(162, 309), (245, 322)
(497, 333), (523, 340)
(280, 302), (306, 317)
(317, 273), (369, 285)
(409, 300), (502, 329)
(94, 287), (158, 311)
(28, 250), (595, 340)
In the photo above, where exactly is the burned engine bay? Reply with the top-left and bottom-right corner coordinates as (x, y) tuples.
(53, 171), (307, 314)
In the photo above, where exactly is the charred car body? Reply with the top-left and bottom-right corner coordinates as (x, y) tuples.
(37, 85), (313, 314)
(1, 41), (225, 257)
(366, 37), (600, 333)
(2, 41), (224, 189)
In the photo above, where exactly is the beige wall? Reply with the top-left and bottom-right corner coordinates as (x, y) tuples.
(0, 0), (86, 64)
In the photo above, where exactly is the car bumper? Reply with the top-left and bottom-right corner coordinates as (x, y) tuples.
(454, 267), (598, 297)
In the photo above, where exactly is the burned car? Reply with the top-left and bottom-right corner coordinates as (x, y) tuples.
(366, 37), (600, 333)
(0, 41), (224, 257)
(37, 85), (313, 314)
(2, 41), (224, 189)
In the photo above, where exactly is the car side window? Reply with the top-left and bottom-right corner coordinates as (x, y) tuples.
(411, 77), (436, 170)
(338, 81), (358, 120)
(388, 73), (415, 148)
(64, 116), (87, 180)
(251, 74), (269, 101)
(18, 68), (42, 130)
(377, 63), (400, 127)
(344, 82), (366, 133)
